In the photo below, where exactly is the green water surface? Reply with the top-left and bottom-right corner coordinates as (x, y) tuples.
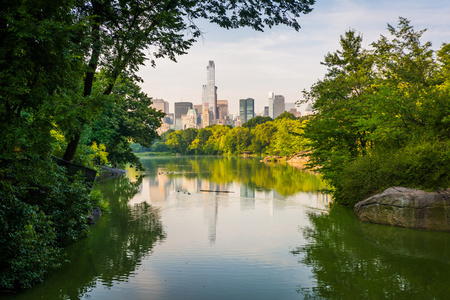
(4, 156), (449, 299)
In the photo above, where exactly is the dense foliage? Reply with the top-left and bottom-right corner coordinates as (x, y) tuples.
(147, 117), (308, 156)
(302, 18), (450, 205)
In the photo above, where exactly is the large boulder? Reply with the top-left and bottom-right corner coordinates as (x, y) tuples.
(354, 187), (450, 231)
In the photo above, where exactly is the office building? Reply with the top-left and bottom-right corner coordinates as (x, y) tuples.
(273, 95), (285, 118)
(239, 98), (255, 123)
(217, 100), (228, 125)
(181, 109), (198, 130)
(151, 98), (169, 113)
(268, 92), (275, 118)
(174, 102), (193, 128)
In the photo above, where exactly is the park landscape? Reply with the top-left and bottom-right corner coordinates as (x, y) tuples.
(1, 0), (449, 298)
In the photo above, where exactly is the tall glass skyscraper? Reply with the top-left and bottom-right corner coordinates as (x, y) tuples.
(202, 61), (217, 124)
(239, 98), (255, 123)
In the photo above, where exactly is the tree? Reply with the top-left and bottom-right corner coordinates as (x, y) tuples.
(242, 116), (273, 128)
(303, 29), (375, 179)
(303, 18), (450, 205)
(251, 122), (278, 155)
(269, 119), (307, 155)
(275, 111), (296, 120)
(222, 127), (252, 155)
(87, 75), (165, 166)
(61, 0), (316, 161)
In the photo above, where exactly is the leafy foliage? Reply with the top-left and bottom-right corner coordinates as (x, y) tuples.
(147, 118), (308, 156)
(242, 116), (273, 128)
(0, 157), (93, 289)
(303, 18), (450, 205)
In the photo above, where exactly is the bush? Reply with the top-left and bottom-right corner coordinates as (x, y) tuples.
(333, 140), (450, 206)
(0, 156), (94, 289)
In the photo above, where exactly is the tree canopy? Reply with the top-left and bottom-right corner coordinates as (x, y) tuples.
(303, 18), (450, 205)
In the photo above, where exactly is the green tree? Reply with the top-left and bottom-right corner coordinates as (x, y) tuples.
(242, 116), (273, 129)
(275, 111), (297, 120)
(251, 121), (278, 155)
(303, 18), (450, 205)
(269, 119), (308, 155)
(222, 127), (253, 155)
(303, 29), (375, 185)
(203, 125), (231, 154)
(86, 75), (165, 166)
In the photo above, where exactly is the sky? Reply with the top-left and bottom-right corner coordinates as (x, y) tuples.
(137, 0), (450, 117)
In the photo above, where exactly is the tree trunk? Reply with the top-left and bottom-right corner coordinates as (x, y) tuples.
(62, 133), (81, 162)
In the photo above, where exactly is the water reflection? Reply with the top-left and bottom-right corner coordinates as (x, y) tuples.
(139, 156), (328, 245)
(292, 205), (450, 299)
(5, 156), (331, 300)
(140, 156), (325, 197)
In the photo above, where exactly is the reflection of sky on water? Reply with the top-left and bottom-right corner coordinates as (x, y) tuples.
(111, 172), (326, 299)
(129, 166), (331, 247)
(78, 158), (330, 300)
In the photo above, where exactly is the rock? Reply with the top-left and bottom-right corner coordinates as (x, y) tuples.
(91, 207), (102, 217)
(87, 207), (102, 224)
(354, 187), (450, 231)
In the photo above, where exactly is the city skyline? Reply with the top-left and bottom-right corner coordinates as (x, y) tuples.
(137, 0), (450, 117)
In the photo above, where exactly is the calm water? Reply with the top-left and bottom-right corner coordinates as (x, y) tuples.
(4, 156), (450, 299)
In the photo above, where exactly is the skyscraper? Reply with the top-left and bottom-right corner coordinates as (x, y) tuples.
(202, 61), (217, 125)
(239, 98), (255, 123)
(273, 95), (285, 118)
(217, 100), (228, 124)
(174, 102), (193, 129)
(268, 92), (275, 118)
(151, 99), (169, 113)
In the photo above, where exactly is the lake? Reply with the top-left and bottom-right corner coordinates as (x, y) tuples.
(4, 156), (450, 299)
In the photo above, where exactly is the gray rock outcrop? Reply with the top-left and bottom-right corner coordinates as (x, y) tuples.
(354, 187), (450, 231)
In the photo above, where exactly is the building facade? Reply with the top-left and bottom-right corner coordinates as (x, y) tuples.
(181, 109), (198, 130)
(239, 98), (255, 123)
(151, 98), (169, 113)
(273, 95), (285, 118)
(174, 102), (193, 129)
(217, 100), (228, 125)
(202, 61), (217, 125)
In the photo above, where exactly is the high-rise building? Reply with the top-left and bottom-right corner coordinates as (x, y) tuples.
(151, 99), (169, 113)
(268, 92), (275, 118)
(263, 106), (269, 117)
(194, 104), (203, 126)
(239, 98), (255, 123)
(181, 109), (198, 130)
(273, 95), (285, 118)
(202, 61), (217, 125)
(174, 102), (193, 128)
(217, 100), (228, 124)
(202, 106), (213, 128)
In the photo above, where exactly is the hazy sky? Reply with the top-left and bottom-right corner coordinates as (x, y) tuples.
(137, 0), (450, 117)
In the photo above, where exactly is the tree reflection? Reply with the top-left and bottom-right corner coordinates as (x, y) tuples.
(292, 205), (450, 299)
(142, 156), (325, 196)
(11, 175), (166, 300)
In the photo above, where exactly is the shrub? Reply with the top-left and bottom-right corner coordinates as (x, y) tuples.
(0, 156), (94, 289)
(333, 140), (450, 206)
